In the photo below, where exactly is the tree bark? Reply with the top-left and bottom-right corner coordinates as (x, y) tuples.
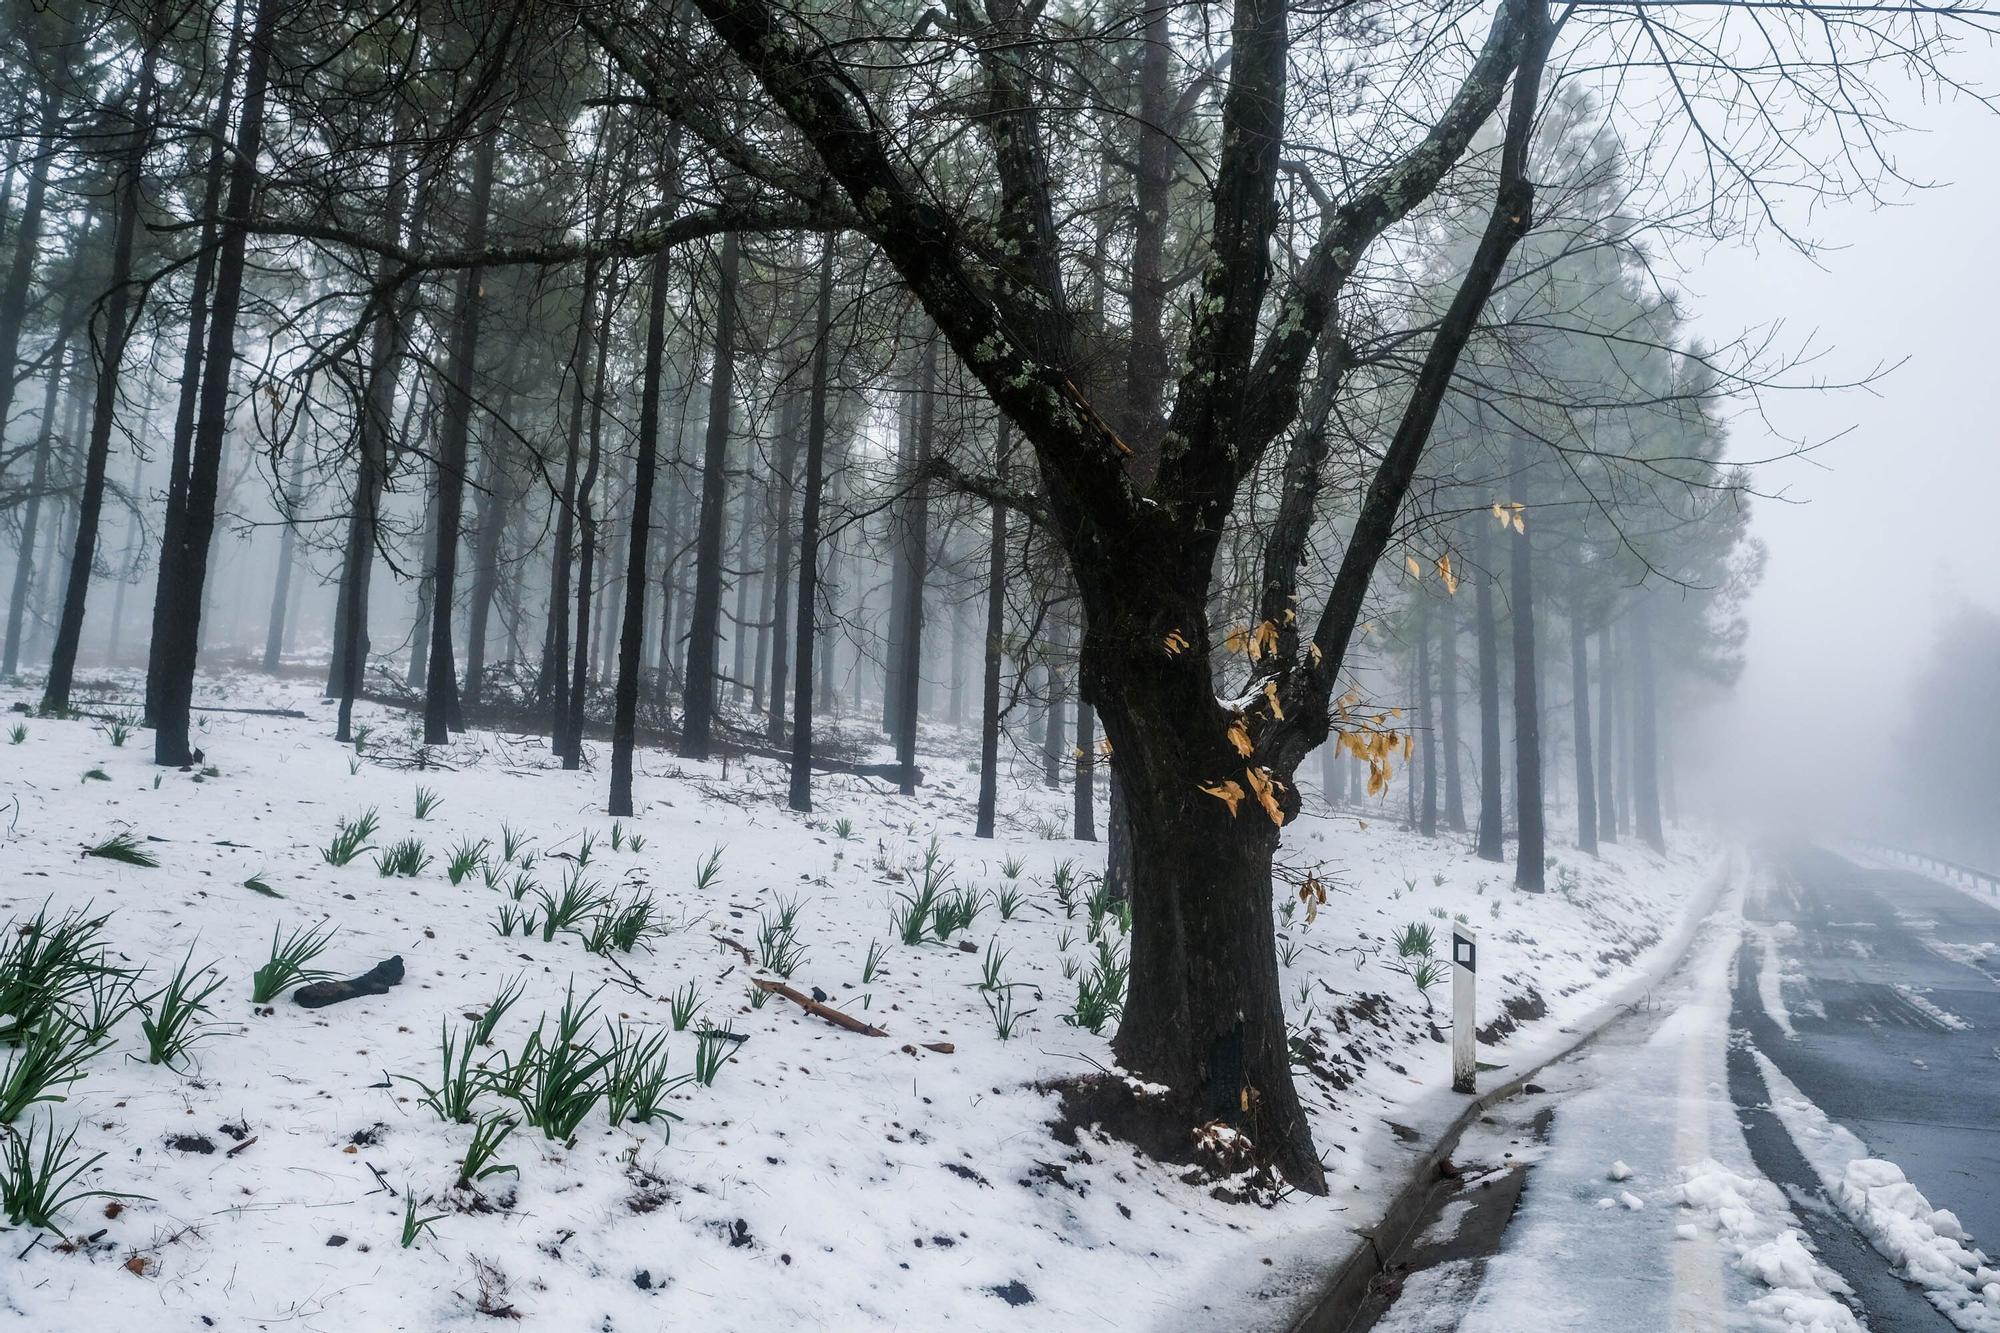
(422, 119), (500, 744)
(1595, 623), (1617, 841)
(680, 231), (739, 758)
(1474, 518), (1504, 861)
(259, 447), (304, 675)
(4, 328), (69, 678)
(0, 88), (57, 449)
(891, 336), (936, 795)
(1569, 604), (1598, 855)
(1439, 587), (1465, 831)
(1509, 436), (1544, 891)
(46, 33), (161, 704)
(563, 276), (615, 769)
(610, 244), (672, 816)
(541, 258), (600, 745)
(1417, 591), (1437, 836)
(151, 0), (278, 767)
(787, 240), (836, 812)
(1632, 597), (1665, 851)
(974, 427), (1008, 837)
(765, 386), (802, 743)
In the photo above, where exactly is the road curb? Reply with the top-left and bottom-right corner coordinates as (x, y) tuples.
(1282, 852), (1735, 1333)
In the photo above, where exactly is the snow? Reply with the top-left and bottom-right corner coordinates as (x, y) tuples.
(1756, 1051), (2000, 1331)
(0, 670), (1720, 1329)
(1893, 983), (1972, 1031)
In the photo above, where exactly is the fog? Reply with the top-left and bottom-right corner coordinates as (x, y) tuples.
(1683, 83), (2000, 840)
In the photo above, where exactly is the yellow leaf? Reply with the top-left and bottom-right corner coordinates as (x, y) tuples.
(1162, 629), (1191, 656)
(1437, 554), (1459, 596)
(1245, 767), (1286, 826)
(1252, 620), (1281, 660)
(1224, 626), (1253, 656)
(1405, 555), (1423, 580)
(1263, 681), (1285, 721)
(1200, 780), (1246, 817)
(1402, 734), (1414, 761)
(1096, 737), (1114, 757)
(1227, 718), (1254, 757)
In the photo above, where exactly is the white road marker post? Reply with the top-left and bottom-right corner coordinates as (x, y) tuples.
(1452, 922), (1478, 1094)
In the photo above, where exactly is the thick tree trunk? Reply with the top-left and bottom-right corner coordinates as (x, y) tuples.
(1091, 617), (1324, 1194)
(1509, 438), (1544, 891)
(1569, 605), (1598, 855)
(610, 246), (672, 817)
(787, 242), (835, 812)
(680, 232), (739, 759)
(422, 121), (499, 744)
(1632, 598), (1665, 851)
(1473, 520), (1504, 861)
(891, 338), (935, 795)
(151, 0), (277, 767)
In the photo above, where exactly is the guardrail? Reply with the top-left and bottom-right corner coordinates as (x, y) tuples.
(1863, 842), (2000, 897)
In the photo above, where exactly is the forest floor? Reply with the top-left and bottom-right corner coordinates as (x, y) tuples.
(0, 670), (1716, 1330)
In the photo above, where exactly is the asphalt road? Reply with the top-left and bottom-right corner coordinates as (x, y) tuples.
(1345, 846), (2000, 1333)
(1732, 844), (2000, 1327)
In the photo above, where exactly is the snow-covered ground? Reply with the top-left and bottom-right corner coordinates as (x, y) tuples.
(0, 671), (1718, 1329)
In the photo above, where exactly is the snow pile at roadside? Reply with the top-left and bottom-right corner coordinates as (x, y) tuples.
(0, 670), (1719, 1330)
(1756, 1051), (2000, 1331)
(1674, 1159), (1864, 1332)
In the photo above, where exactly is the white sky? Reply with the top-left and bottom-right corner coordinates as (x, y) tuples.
(1679, 80), (2000, 827)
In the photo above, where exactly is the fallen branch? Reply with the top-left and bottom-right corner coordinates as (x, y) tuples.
(751, 979), (889, 1036)
(711, 933), (756, 965)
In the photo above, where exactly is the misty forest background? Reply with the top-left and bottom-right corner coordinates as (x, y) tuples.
(0, 0), (1982, 1190)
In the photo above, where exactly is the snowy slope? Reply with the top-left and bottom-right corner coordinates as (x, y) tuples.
(0, 671), (1717, 1330)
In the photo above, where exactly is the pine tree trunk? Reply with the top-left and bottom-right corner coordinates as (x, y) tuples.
(542, 259), (599, 745)
(1439, 589), (1465, 831)
(1474, 519), (1504, 861)
(422, 121), (499, 744)
(610, 245), (672, 817)
(974, 431), (1008, 837)
(765, 388), (801, 744)
(0, 88), (58, 445)
(1632, 598), (1665, 851)
(259, 447), (304, 676)
(461, 392), (515, 709)
(1417, 592), (1437, 836)
(1595, 623), (1617, 842)
(4, 329), (69, 677)
(891, 337), (935, 795)
(1569, 604), (1598, 855)
(46, 42), (159, 713)
(1041, 625), (1066, 789)
(1509, 439), (1544, 890)
(787, 242), (835, 812)
(150, 0), (277, 767)
(1074, 701), (1097, 840)
(680, 232), (739, 759)
(563, 281), (614, 770)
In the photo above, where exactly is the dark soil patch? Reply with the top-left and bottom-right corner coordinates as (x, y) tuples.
(1476, 986), (1547, 1045)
